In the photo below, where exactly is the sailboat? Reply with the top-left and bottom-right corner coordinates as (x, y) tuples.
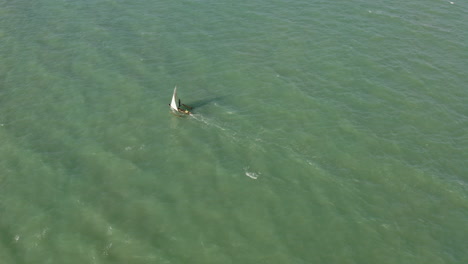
(170, 86), (192, 115)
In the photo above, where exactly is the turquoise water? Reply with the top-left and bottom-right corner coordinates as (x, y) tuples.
(1, 0), (467, 263)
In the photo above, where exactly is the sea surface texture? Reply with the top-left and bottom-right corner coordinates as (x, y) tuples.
(0, 0), (467, 263)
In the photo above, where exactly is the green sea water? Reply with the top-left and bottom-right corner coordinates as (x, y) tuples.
(1, 0), (467, 263)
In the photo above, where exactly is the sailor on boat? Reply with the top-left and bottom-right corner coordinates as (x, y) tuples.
(177, 99), (192, 114)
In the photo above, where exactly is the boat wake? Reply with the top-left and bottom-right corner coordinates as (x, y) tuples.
(190, 113), (227, 131)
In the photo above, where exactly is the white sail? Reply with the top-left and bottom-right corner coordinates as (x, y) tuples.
(170, 86), (178, 111)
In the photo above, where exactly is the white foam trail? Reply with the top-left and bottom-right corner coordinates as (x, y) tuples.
(191, 114), (226, 131)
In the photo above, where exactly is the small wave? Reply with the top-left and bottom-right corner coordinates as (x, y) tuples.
(244, 167), (260, 179)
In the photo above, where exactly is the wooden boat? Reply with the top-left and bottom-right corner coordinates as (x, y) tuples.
(170, 86), (192, 115)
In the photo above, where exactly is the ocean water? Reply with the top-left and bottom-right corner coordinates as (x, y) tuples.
(0, 0), (467, 263)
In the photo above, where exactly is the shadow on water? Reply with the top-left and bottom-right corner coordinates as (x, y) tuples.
(186, 96), (226, 109)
